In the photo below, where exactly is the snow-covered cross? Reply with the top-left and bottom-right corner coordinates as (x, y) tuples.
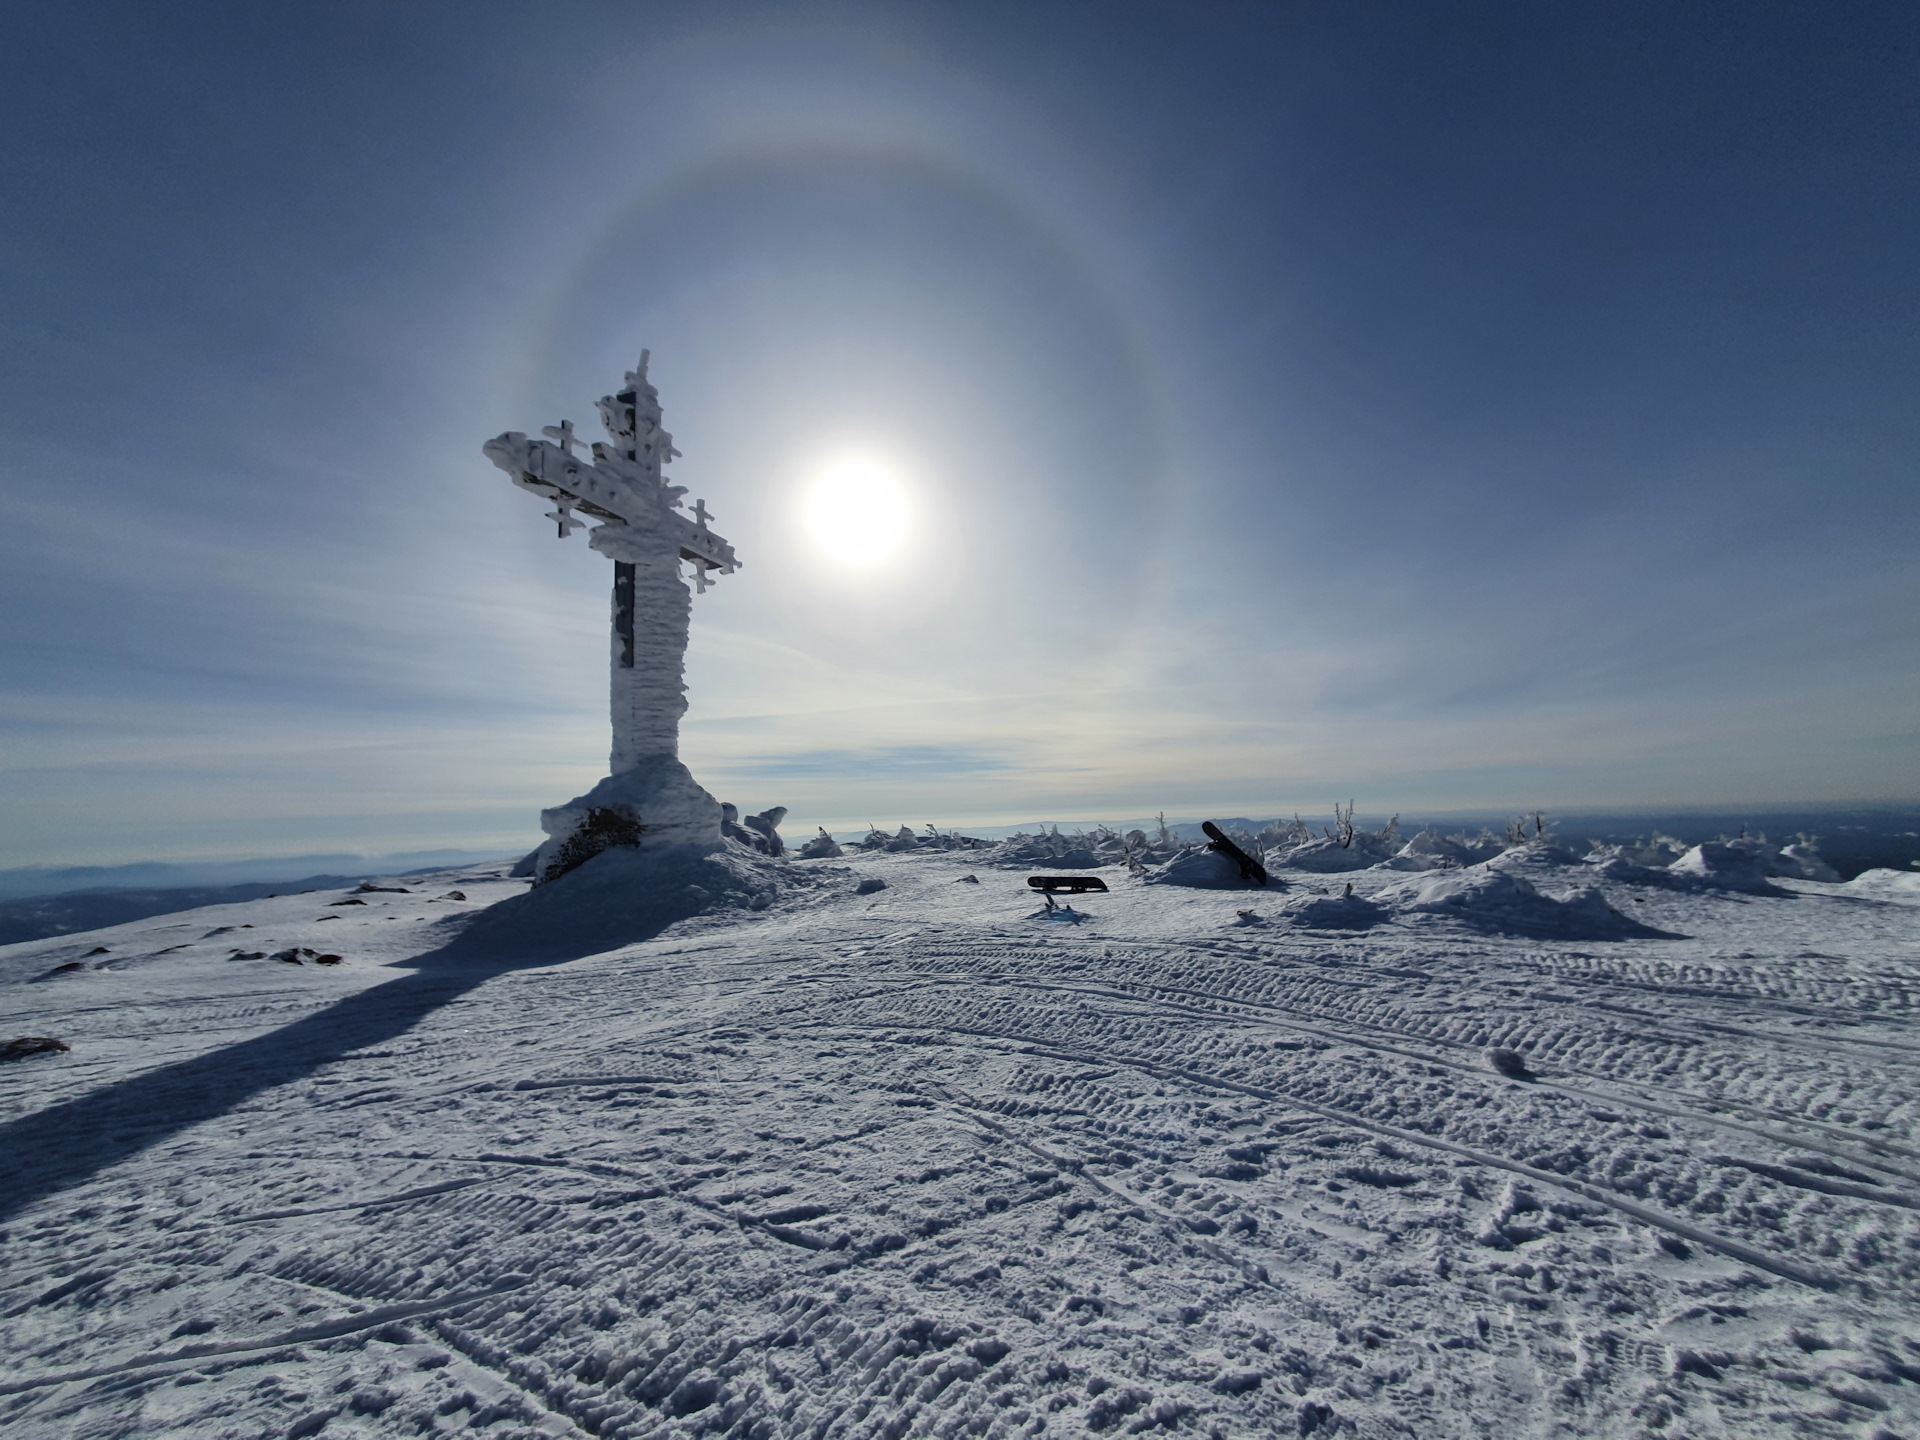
(483, 355), (740, 787)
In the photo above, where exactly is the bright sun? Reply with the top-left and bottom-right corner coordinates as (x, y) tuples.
(802, 460), (911, 568)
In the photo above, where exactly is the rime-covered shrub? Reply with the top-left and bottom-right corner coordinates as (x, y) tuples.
(1267, 808), (1405, 872)
(987, 824), (1154, 868)
(796, 827), (843, 860)
(855, 824), (993, 853)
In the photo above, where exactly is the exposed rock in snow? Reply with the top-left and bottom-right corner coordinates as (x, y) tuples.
(1484, 1046), (1531, 1077)
(3, 1035), (70, 1062)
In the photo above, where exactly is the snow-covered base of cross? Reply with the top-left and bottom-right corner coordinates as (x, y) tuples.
(534, 755), (724, 882)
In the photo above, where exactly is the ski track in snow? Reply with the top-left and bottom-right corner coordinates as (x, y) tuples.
(2, 853), (1917, 1438)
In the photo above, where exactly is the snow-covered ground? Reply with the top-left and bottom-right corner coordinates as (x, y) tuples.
(2, 845), (1917, 1439)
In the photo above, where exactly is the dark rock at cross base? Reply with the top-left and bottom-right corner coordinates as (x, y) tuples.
(541, 806), (646, 884)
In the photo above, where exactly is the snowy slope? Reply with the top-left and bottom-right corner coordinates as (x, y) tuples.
(2, 848), (1917, 1438)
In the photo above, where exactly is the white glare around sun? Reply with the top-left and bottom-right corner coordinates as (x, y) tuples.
(803, 461), (911, 568)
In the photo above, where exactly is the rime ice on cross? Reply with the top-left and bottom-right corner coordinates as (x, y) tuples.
(483, 352), (739, 863)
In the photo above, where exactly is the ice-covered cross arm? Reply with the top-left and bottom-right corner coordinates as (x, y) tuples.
(480, 438), (738, 580)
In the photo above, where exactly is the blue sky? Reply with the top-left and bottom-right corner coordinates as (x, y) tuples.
(3, 1), (1916, 866)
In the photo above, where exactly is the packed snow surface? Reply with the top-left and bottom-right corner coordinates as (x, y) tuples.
(2, 843), (1918, 1438)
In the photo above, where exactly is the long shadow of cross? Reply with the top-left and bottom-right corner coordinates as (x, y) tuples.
(0, 882), (705, 1226)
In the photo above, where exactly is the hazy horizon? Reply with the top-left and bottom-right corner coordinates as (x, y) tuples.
(6, 802), (1915, 882)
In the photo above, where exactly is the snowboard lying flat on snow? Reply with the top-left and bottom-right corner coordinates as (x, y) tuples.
(1202, 821), (1269, 886)
(1027, 875), (1110, 894)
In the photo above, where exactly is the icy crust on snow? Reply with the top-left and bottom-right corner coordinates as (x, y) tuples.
(5, 847), (1920, 1438)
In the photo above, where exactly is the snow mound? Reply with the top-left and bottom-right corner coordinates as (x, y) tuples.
(796, 827), (843, 859)
(1666, 842), (1786, 894)
(1839, 867), (1920, 901)
(1276, 893), (1386, 929)
(1486, 843), (1588, 874)
(1584, 854), (1673, 886)
(1585, 834), (1690, 869)
(1593, 834), (1836, 890)
(1379, 866), (1654, 938)
(1144, 847), (1259, 889)
(1268, 836), (1377, 873)
(449, 842), (821, 961)
(1383, 829), (1507, 871)
(1771, 841), (1842, 882)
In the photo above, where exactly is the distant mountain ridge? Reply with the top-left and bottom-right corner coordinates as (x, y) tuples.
(0, 850), (527, 947)
(0, 878), (370, 946)
(0, 849), (521, 904)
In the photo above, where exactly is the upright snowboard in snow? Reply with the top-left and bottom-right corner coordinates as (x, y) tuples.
(1202, 821), (1269, 886)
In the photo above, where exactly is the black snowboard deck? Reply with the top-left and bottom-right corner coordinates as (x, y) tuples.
(1027, 875), (1111, 894)
(1202, 821), (1270, 886)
